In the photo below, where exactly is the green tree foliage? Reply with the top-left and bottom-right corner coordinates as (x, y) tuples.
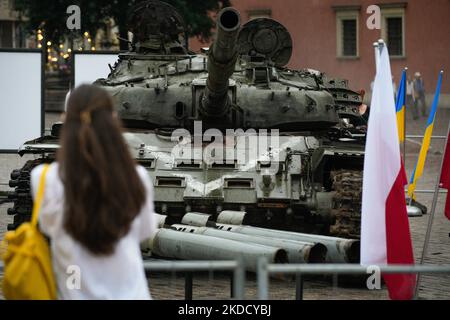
(14, 0), (230, 49)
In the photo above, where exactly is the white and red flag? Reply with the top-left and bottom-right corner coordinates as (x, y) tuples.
(361, 43), (416, 300)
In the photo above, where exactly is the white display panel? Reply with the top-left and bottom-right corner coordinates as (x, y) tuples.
(0, 50), (43, 152)
(73, 53), (119, 88)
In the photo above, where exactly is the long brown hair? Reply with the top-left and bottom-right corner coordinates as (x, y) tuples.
(58, 84), (146, 255)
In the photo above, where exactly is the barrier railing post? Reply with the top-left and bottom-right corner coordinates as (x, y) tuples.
(257, 257), (269, 300)
(295, 273), (303, 300)
(332, 273), (338, 291)
(185, 272), (193, 300)
(141, 260), (241, 300)
(233, 258), (245, 300)
(230, 271), (234, 299)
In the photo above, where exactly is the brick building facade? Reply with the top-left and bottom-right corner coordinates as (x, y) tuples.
(1, 0), (448, 97)
(190, 0), (450, 97)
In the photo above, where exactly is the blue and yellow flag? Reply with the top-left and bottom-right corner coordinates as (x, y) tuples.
(395, 70), (407, 142)
(407, 71), (444, 199)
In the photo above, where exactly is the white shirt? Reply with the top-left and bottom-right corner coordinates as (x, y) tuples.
(31, 163), (156, 300)
(406, 80), (415, 96)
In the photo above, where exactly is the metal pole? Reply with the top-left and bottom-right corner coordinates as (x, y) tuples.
(267, 263), (450, 275)
(406, 135), (447, 139)
(332, 273), (338, 292)
(230, 272), (234, 299)
(404, 189), (447, 194)
(233, 257), (245, 300)
(403, 67), (407, 162)
(377, 39), (385, 58)
(295, 273), (304, 300)
(257, 257), (269, 300)
(404, 67), (411, 206)
(185, 272), (193, 300)
(372, 41), (379, 103)
(373, 42), (379, 71)
(142, 260), (238, 272)
(415, 119), (450, 299)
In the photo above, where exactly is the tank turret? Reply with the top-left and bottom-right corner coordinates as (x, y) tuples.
(201, 7), (241, 118)
(8, 0), (367, 244)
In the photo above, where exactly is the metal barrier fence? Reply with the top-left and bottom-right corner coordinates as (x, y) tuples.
(256, 260), (450, 300)
(0, 260), (245, 300)
(407, 189), (447, 194)
(2, 259), (450, 299)
(405, 135), (447, 140)
(142, 260), (245, 300)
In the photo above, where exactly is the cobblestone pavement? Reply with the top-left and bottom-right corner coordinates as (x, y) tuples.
(1, 111), (449, 300)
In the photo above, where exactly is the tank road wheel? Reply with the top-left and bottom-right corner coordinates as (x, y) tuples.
(329, 170), (363, 239)
(7, 158), (48, 230)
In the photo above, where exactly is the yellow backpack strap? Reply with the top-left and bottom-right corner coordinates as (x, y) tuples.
(31, 164), (50, 228)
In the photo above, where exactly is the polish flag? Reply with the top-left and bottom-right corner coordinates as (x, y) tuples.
(361, 42), (416, 300)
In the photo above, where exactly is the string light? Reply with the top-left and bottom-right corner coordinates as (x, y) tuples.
(46, 41), (52, 46)
(36, 29), (43, 49)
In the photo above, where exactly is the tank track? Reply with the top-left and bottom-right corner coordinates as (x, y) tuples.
(329, 170), (362, 239)
(7, 158), (49, 230)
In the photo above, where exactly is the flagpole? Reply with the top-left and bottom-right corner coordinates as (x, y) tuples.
(403, 67), (408, 162)
(373, 41), (380, 70)
(408, 70), (444, 205)
(415, 97), (448, 299)
(377, 40), (385, 64)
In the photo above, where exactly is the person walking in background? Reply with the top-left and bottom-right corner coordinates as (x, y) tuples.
(30, 84), (157, 299)
(414, 72), (428, 117)
(406, 76), (418, 120)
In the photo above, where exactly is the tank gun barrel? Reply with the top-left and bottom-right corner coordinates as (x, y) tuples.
(202, 7), (241, 117)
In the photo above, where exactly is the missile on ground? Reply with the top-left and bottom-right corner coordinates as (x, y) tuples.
(215, 223), (360, 263)
(146, 228), (288, 271)
(172, 224), (327, 263)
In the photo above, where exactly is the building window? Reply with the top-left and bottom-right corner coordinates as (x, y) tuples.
(342, 19), (357, 56)
(381, 8), (405, 57)
(336, 11), (359, 58)
(386, 17), (402, 56)
(0, 21), (14, 47)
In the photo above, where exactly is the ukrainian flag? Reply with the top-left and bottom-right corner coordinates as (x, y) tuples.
(395, 70), (407, 142)
(407, 71), (444, 199)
